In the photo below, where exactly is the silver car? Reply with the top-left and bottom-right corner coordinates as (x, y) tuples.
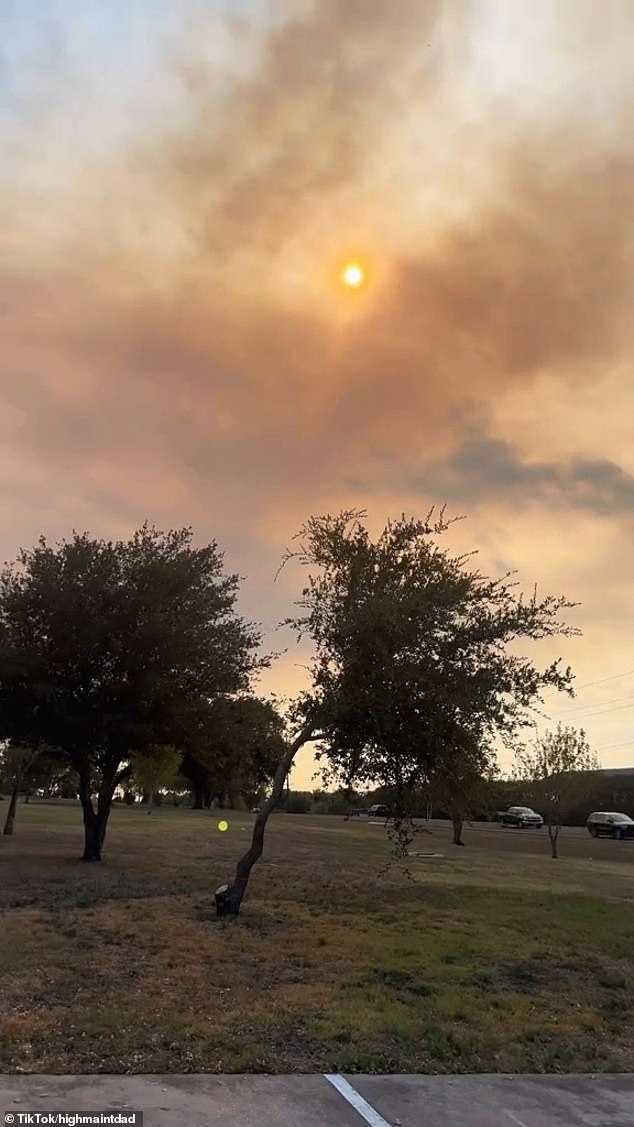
(586, 812), (634, 840)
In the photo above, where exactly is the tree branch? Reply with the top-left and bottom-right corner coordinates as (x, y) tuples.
(215, 721), (316, 916)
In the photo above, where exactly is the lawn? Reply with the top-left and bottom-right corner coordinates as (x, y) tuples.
(1, 802), (633, 1075)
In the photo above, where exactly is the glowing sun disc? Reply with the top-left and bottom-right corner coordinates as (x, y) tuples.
(342, 262), (364, 288)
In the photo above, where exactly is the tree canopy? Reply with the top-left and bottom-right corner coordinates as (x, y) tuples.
(218, 508), (580, 913)
(285, 509), (578, 800)
(132, 745), (182, 813)
(177, 694), (285, 809)
(0, 524), (264, 858)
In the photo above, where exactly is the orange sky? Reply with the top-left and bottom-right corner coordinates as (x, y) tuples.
(1, 0), (633, 787)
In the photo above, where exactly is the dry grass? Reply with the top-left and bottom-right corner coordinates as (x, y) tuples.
(1, 802), (633, 1075)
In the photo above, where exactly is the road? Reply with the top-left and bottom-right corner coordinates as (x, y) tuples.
(421, 818), (590, 838)
(2, 1073), (633, 1126)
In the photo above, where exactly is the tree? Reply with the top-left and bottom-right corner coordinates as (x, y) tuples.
(18, 746), (76, 800)
(426, 735), (496, 845)
(2, 742), (40, 836)
(214, 721), (315, 918)
(281, 789), (313, 813)
(132, 745), (182, 813)
(181, 750), (212, 810)
(208, 696), (286, 807)
(514, 724), (600, 858)
(0, 525), (263, 861)
(179, 695), (285, 810)
(486, 776), (526, 819)
(216, 508), (579, 915)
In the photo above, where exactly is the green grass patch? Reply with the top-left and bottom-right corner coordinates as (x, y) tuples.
(1, 802), (633, 1073)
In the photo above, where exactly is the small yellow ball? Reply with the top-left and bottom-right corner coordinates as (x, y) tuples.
(218, 820), (229, 832)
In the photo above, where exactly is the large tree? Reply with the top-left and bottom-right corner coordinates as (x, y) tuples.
(425, 734), (496, 846)
(203, 696), (286, 808)
(178, 695), (284, 809)
(132, 745), (181, 814)
(0, 525), (262, 860)
(215, 509), (579, 916)
(1, 742), (40, 836)
(514, 723), (600, 857)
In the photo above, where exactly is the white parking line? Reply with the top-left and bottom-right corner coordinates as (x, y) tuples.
(325, 1074), (393, 1126)
(503, 1111), (530, 1127)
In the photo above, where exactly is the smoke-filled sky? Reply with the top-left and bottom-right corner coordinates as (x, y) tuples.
(2, 0), (633, 786)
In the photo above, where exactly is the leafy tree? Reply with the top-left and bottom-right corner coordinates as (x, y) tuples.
(487, 776), (526, 819)
(0, 525), (262, 860)
(310, 786), (361, 815)
(280, 789), (312, 813)
(167, 772), (193, 807)
(180, 695), (284, 809)
(514, 724), (600, 857)
(19, 746), (76, 800)
(216, 509), (579, 916)
(132, 745), (182, 813)
(425, 735), (496, 845)
(207, 696), (285, 808)
(2, 743), (40, 836)
(181, 749), (212, 809)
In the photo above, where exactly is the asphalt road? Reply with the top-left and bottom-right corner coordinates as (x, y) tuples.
(2, 1073), (633, 1126)
(421, 819), (590, 838)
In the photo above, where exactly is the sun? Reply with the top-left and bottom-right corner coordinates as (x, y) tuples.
(341, 262), (365, 288)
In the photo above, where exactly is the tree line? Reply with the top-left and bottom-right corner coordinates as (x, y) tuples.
(0, 509), (585, 913)
(278, 758), (630, 830)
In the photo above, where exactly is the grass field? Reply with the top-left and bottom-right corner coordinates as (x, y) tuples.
(1, 802), (634, 1075)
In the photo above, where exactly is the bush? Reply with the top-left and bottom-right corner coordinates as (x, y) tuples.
(285, 791), (312, 814)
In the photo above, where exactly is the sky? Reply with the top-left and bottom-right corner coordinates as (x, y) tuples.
(1, 0), (633, 788)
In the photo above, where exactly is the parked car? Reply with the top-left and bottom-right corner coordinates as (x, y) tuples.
(586, 812), (634, 840)
(498, 806), (543, 828)
(368, 804), (390, 819)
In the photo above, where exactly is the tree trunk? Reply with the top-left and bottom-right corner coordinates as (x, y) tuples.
(77, 763), (116, 861)
(452, 815), (465, 846)
(81, 802), (107, 861)
(214, 724), (315, 919)
(147, 789), (154, 814)
(3, 776), (21, 836)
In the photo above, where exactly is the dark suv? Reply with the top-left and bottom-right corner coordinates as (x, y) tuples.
(499, 806), (543, 828)
(586, 812), (634, 839)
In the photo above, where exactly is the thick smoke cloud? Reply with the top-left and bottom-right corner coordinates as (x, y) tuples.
(1, 0), (633, 772)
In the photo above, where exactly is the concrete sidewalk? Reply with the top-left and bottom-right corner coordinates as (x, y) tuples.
(2, 1073), (634, 1126)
